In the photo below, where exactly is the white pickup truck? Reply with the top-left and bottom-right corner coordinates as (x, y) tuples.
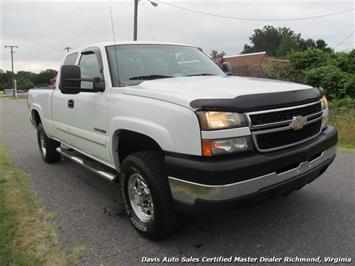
(28, 41), (337, 239)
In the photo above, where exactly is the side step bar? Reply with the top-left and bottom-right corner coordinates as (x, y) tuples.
(56, 147), (118, 182)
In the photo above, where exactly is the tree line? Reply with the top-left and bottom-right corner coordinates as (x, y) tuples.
(0, 69), (57, 91)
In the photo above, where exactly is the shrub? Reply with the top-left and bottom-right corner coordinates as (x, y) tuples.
(304, 66), (346, 99)
(333, 50), (355, 73)
(262, 59), (292, 81)
(343, 74), (355, 98)
(288, 49), (330, 71)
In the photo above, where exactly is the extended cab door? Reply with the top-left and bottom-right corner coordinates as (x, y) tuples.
(52, 52), (79, 146)
(65, 47), (112, 163)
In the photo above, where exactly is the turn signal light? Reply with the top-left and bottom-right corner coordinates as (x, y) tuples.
(202, 136), (252, 156)
(202, 139), (213, 157)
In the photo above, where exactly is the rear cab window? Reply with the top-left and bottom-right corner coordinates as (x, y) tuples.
(63, 52), (78, 65)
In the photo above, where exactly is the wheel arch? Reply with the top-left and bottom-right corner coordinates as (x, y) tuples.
(31, 108), (42, 127)
(110, 117), (175, 169)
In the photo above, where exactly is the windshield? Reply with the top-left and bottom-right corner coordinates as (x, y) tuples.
(106, 44), (225, 86)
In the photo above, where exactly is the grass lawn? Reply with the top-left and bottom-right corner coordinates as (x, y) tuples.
(0, 144), (84, 266)
(330, 105), (355, 151)
(0, 93), (27, 99)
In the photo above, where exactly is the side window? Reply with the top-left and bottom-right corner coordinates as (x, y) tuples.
(79, 53), (101, 89)
(63, 52), (78, 65)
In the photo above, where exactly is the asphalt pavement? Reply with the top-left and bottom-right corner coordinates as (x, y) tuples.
(0, 98), (354, 266)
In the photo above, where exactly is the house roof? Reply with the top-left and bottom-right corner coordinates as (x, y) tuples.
(223, 51), (267, 68)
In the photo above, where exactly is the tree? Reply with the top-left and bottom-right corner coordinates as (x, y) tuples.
(210, 50), (226, 58)
(242, 26), (329, 57)
(304, 65), (347, 99)
(276, 29), (302, 57)
(316, 39), (327, 50)
(17, 78), (34, 89)
(0, 68), (57, 90)
(0, 71), (12, 91)
(242, 26), (282, 56)
(33, 69), (57, 85)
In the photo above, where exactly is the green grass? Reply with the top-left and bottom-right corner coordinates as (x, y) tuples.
(0, 144), (84, 265)
(0, 93), (27, 99)
(330, 105), (355, 151)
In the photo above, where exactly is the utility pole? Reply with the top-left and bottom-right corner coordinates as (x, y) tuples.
(64, 47), (72, 53)
(133, 0), (139, 41)
(133, 0), (158, 41)
(4, 45), (19, 97)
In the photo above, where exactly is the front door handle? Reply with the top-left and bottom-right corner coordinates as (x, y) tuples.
(68, 99), (74, 108)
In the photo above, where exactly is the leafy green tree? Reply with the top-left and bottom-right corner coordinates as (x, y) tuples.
(0, 68), (57, 90)
(17, 71), (36, 83)
(288, 49), (330, 72)
(0, 71), (12, 91)
(343, 74), (355, 98)
(242, 26), (329, 57)
(210, 50), (226, 58)
(33, 69), (57, 85)
(263, 59), (292, 81)
(242, 26), (283, 56)
(334, 50), (355, 73)
(276, 32), (301, 57)
(304, 65), (346, 99)
(17, 78), (35, 89)
(315, 39), (328, 50)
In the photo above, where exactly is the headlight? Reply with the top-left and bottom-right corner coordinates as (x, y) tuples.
(196, 111), (247, 130)
(321, 96), (329, 129)
(202, 136), (253, 156)
(321, 95), (328, 110)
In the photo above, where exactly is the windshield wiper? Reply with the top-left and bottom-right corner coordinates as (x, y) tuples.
(129, 74), (173, 80)
(185, 73), (218, 77)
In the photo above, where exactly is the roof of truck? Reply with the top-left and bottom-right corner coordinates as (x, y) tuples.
(74, 41), (194, 52)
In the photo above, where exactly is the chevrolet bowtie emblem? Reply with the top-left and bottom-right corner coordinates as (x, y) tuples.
(290, 116), (307, 130)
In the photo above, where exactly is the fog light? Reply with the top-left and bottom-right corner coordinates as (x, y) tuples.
(202, 136), (252, 156)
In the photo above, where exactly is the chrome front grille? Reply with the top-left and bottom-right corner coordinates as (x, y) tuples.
(247, 101), (323, 152)
(250, 102), (322, 126)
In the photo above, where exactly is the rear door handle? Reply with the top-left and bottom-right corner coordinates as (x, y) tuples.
(68, 99), (74, 108)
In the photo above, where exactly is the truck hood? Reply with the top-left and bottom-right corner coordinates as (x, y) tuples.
(120, 76), (314, 110)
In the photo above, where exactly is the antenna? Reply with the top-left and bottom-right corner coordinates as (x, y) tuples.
(109, 5), (121, 87)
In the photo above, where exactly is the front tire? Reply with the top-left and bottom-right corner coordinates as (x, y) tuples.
(120, 151), (178, 240)
(37, 123), (61, 163)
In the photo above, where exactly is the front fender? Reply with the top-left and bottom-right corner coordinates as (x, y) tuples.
(109, 116), (175, 167)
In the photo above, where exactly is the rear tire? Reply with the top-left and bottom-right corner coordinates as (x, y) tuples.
(37, 123), (61, 163)
(120, 151), (178, 240)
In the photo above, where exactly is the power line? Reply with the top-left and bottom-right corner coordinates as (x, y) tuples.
(4, 45), (19, 97)
(155, 0), (354, 22)
(334, 30), (355, 49)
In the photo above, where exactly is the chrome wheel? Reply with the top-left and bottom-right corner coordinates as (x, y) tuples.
(128, 173), (154, 223)
(39, 132), (47, 156)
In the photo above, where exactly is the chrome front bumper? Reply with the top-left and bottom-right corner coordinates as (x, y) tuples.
(168, 146), (336, 205)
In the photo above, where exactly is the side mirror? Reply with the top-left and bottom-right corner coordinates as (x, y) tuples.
(93, 77), (105, 92)
(59, 65), (106, 94)
(222, 62), (234, 76)
(60, 65), (81, 94)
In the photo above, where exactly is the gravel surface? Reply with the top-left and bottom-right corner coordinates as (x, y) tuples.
(0, 98), (354, 266)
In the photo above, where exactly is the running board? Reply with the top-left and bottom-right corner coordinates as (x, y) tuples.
(56, 147), (118, 182)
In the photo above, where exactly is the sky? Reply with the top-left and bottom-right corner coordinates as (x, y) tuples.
(0, 0), (354, 73)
